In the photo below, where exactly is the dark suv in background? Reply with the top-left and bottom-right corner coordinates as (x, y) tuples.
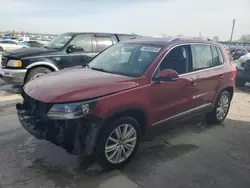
(235, 53), (250, 86)
(16, 37), (236, 170)
(0, 32), (140, 85)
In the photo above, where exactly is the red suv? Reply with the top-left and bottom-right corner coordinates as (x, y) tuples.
(16, 37), (236, 169)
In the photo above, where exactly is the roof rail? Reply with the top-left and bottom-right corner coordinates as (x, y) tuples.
(168, 37), (180, 42)
(169, 36), (199, 42)
(170, 36), (215, 42)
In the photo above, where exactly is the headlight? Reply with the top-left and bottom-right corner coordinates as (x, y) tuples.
(7, 60), (22, 67)
(47, 100), (95, 120)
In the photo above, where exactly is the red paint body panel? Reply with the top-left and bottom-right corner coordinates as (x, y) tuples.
(24, 68), (137, 103)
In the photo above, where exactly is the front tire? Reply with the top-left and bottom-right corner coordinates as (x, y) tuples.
(25, 67), (52, 84)
(95, 117), (141, 170)
(206, 91), (231, 124)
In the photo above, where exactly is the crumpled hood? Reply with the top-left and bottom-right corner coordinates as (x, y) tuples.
(24, 68), (138, 103)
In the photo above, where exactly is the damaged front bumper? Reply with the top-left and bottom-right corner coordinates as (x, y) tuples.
(16, 102), (102, 156)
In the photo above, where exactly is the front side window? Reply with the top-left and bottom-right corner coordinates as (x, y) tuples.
(89, 43), (162, 77)
(191, 44), (213, 71)
(95, 36), (113, 52)
(44, 33), (73, 49)
(156, 45), (191, 75)
(69, 34), (93, 52)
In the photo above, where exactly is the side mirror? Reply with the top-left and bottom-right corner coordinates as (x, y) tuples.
(153, 69), (179, 82)
(67, 45), (77, 53)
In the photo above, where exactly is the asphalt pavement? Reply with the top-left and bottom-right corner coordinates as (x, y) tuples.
(0, 87), (250, 188)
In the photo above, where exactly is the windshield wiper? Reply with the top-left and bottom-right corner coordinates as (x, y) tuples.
(83, 63), (89, 68)
(90, 67), (109, 73)
(43, 45), (51, 50)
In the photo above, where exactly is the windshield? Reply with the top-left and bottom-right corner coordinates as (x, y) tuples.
(88, 43), (162, 77)
(43, 34), (73, 49)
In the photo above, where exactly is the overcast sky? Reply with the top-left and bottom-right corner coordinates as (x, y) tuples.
(0, 0), (249, 40)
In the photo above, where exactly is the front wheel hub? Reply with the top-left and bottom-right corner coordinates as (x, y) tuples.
(105, 124), (137, 164)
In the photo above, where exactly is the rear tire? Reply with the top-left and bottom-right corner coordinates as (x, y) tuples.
(25, 67), (52, 84)
(95, 117), (141, 171)
(206, 91), (231, 124)
(0, 46), (3, 52)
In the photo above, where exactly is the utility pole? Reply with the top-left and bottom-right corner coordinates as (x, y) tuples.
(230, 19), (236, 43)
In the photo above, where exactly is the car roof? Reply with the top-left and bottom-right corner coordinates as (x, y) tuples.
(0, 39), (17, 42)
(121, 36), (223, 47)
(61, 32), (140, 36)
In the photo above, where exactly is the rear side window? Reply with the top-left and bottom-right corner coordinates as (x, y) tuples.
(191, 44), (213, 71)
(94, 36), (113, 52)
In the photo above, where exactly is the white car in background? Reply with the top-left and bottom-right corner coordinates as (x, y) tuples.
(0, 40), (27, 52)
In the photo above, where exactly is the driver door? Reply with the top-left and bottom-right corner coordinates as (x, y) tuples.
(62, 34), (97, 68)
(150, 45), (201, 125)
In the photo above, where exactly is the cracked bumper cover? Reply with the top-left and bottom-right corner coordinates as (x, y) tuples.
(16, 103), (103, 156)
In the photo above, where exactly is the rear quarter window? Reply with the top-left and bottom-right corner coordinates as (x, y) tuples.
(216, 47), (224, 65)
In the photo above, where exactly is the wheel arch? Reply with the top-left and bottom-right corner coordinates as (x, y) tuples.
(100, 108), (149, 136)
(84, 107), (149, 156)
(24, 62), (59, 83)
(222, 86), (234, 100)
(213, 85), (234, 105)
(26, 61), (59, 71)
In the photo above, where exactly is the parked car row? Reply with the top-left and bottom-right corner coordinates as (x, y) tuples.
(235, 52), (250, 86)
(0, 40), (27, 52)
(0, 39), (46, 52)
(230, 48), (249, 61)
(12, 36), (236, 169)
(19, 40), (44, 48)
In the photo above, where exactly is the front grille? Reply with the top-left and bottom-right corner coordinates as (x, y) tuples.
(1, 56), (7, 68)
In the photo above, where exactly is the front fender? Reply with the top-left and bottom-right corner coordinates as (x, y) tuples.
(26, 61), (59, 71)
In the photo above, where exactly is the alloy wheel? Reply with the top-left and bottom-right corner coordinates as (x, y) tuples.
(105, 124), (137, 164)
(216, 94), (229, 120)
